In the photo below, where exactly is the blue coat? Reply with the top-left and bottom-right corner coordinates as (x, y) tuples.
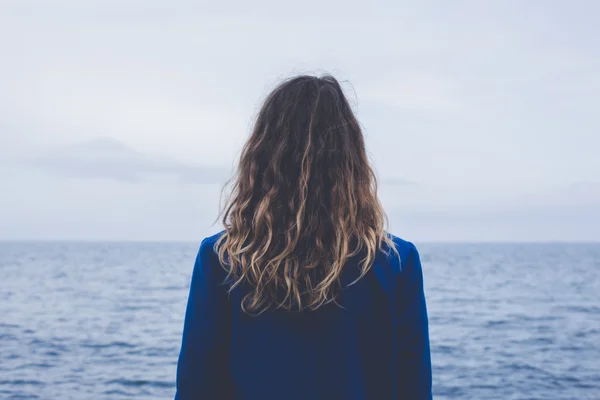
(175, 232), (432, 399)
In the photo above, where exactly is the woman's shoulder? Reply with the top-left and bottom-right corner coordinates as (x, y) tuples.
(192, 231), (228, 282)
(195, 231), (226, 267)
(200, 230), (226, 248)
(381, 233), (421, 274)
(386, 232), (419, 257)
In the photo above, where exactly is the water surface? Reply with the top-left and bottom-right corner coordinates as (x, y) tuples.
(1, 242), (599, 399)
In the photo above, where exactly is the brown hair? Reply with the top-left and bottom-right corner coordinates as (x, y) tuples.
(216, 74), (394, 314)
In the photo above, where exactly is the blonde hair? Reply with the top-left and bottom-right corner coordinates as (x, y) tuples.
(216, 75), (394, 314)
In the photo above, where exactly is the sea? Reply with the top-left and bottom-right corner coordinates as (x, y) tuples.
(1, 241), (599, 399)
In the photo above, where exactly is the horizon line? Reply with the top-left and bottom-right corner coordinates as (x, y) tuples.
(1, 238), (599, 245)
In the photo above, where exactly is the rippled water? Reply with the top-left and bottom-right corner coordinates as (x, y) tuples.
(1, 241), (599, 399)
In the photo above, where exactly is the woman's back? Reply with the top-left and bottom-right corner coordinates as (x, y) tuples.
(176, 232), (431, 399)
(175, 75), (432, 399)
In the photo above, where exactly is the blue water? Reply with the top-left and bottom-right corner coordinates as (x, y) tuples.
(1, 242), (599, 399)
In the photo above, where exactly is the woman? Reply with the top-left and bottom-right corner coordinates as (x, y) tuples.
(175, 75), (432, 399)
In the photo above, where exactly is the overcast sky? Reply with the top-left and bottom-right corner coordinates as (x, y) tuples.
(1, 0), (599, 241)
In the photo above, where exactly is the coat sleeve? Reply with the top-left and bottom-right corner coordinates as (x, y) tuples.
(397, 243), (432, 399)
(175, 239), (233, 399)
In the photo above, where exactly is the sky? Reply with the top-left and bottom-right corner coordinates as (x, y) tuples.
(0, 0), (599, 241)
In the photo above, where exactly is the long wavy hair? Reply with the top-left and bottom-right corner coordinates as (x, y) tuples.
(216, 74), (394, 314)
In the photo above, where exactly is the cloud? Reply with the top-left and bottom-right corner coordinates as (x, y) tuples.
(30, 137), (232, 185)
(1, 0), (599, 241)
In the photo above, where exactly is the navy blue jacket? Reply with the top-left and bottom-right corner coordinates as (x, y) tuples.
(175, 232), (432, 399)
